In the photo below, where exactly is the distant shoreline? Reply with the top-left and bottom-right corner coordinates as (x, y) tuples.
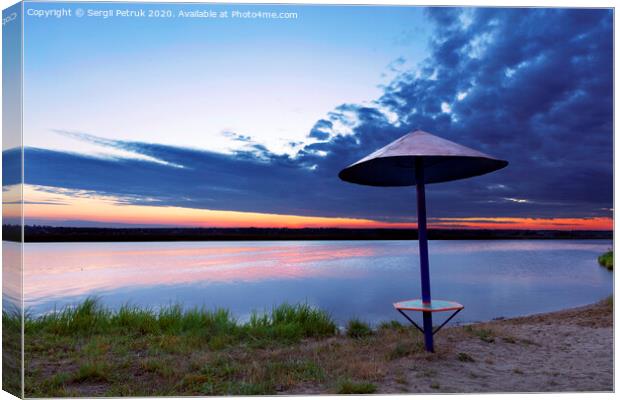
(2, 225), (613, 243)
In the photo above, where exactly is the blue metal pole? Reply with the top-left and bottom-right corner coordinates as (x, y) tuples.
(415, 158), (434, 352)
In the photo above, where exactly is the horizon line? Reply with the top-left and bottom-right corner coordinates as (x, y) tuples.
(8, 224), (614, 233)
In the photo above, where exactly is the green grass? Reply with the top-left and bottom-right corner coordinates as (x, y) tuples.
(19, 298), (342, 396)
(19, 298), (419, 396)
(73, 361), (112, 383)
(22, 297), (335, 345)
(378, 320), (405, 332)
(598, 250), (613, 270)
(345, 319), (373, 338)
(248, 303), (337, 343)
(2, 305), (23, 397)
(336, 379), (377, 394)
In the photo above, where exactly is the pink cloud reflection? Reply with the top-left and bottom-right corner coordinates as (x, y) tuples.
(24, 242), (377, 303)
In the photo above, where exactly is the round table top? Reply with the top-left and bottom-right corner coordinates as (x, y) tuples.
(393, 299), (464, 312)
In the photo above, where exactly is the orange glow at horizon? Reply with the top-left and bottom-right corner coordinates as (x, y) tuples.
(10, 185), (614, 231)
(19, 185), (416, 229)
(430, 217), (613, 231)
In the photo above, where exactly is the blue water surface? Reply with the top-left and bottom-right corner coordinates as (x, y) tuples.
(19, 239), (613, 325)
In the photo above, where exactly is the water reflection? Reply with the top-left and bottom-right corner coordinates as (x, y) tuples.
(23, 240), (613, 324)
(24, 242), (377, 303)
(3, 241), (22, 309)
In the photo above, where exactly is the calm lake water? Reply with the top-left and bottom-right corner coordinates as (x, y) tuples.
(18, 240), (613, 325)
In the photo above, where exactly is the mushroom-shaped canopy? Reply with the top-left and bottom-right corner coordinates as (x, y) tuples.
(338, 130), (508, 187)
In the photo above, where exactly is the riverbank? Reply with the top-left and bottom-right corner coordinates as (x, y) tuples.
(18, 298), (612, 396)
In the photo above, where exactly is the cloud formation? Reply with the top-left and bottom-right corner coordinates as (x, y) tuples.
(11, 7), (613, 223)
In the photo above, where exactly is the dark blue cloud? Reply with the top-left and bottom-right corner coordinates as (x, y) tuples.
(18, 143), (421, 221)
(378, 8), (613, 217)
(11, 7), (613, 223)
(2, 148), (21, 187)
(308, 119), (334, 140)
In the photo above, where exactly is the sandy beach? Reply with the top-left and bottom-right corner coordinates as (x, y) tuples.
(374, 298), (613, 393)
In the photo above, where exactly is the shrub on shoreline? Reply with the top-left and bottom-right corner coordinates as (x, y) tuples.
(345, 318), (373, 338)
(598, 250), (613, 271)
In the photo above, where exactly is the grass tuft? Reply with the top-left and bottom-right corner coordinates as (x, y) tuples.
(246, 303), (336, 344)
(345, 319), (373, 338)
(26, 297), (112, 336)
(378, 320), (404, 330)
(72, 361), (112, 383)
(336, 379), (377, 394)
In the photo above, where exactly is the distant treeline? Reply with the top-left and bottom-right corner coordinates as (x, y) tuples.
(1, 225), (613, 242)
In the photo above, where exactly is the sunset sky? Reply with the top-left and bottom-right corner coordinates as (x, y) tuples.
(4, 4), (613, 230)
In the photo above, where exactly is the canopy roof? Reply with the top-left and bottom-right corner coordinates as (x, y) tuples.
(338, 130), (508, 186)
